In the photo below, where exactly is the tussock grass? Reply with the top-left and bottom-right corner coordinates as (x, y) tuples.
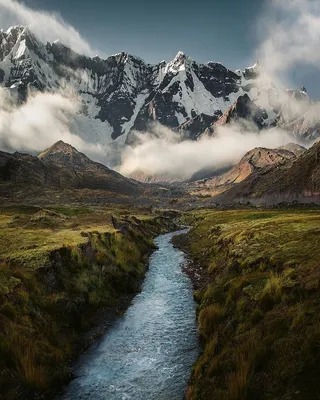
(183, 209), (320, 400)
(198, 304), (224, 339)
(226, 354), (252, 400)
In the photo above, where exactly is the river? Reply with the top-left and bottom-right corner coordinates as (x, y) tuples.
(60, 230), (199, 400)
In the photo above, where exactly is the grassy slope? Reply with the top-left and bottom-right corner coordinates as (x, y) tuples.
(182, 209), (320, 400)
(0, 205), (176, 399)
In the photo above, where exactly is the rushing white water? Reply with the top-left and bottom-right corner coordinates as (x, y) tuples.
(60, 230), (199, 400)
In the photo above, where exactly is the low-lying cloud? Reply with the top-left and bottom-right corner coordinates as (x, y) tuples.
(0, 0), (95, 55)
(119, 124), (297, 180)
(256, 0), (320, 85)
(0, 88), (104, 160)
(120, 0), (320, 180)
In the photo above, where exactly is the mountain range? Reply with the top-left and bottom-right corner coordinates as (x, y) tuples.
(0, 138), (319, 206)
(1, 25), (320, 170)
(0, 25), (319, 205)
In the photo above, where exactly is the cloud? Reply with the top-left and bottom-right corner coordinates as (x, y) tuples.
(0, 0), (95, 55)
(0, 88), (105, 160)
(256, 0), (320, 81)
(0, 0), (315, 183)
(119, 0), (320, 181)
(119, 123), (298, 180)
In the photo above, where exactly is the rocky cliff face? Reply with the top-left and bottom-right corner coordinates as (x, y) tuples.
(189, 145), (304, 196)
(214, 141), (320, 203)
(201, 94), (268, 138)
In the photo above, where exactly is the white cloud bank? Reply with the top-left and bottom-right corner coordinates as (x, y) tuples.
(119, 124), (296, 180)
(0, 88), (104, 160)
(257, 0), (320, 81)
(0, 0), (95, 55)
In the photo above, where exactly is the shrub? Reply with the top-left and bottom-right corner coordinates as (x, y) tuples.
(203, 284), (225, 305)
(290, 306), (305, 330)
(208, 260), (218, 273)
(250, 308), (264, 325)
(303, 323), (320, 360)
(236, 298), (248, 315)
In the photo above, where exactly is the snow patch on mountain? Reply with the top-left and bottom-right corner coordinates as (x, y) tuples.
(122, 90), (149, 136)
(0, 25), (318, 168)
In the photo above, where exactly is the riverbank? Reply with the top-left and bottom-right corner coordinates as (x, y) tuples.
(0, 205), (178, 400)
(59, 230), (198, 400)
(175, 209), (320, 400)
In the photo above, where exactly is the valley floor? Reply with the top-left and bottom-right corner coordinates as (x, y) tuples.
(1, 205), (320, 400)
(175, 209), (320, 400)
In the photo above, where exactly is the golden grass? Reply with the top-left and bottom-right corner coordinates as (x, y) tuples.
(183, 208), (320, 400)
(226, 355), (251, 400)
(0, 206), (155, 268)
(198, 304), (224, 339)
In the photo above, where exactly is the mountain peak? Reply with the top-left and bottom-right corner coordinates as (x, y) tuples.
(4, 25), (36, 42)
(49, 139), (76, 150)
(39, 141), (80, 160)
(172, 50), (188, 64)
(174, 50), (186, 59)
(109, 51), (146, 65)
(5, 25), (27, 36)
(165, 51), (190, 73)
(242, 61), (262, 80)
(38, 140), (104, 172)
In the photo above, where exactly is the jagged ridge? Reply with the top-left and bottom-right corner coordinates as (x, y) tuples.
(0, 25), (319, 171)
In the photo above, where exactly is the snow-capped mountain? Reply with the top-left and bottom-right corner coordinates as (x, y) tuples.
(0, 26), (318, 167)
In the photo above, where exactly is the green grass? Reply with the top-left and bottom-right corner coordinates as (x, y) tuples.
(182, 209), (320, 400)
(0, 205), (176, 399)
(47, 205), (93, 216)
(0, 207), (146, 269)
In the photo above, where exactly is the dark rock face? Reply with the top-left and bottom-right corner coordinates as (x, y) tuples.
(178, 113), (220, 140)
(195, 61), (241, 98)
(0, 151), (61, 186)
(243, 64), (260, 80)
(224, 94), (268, 128)
(201, 94), (268, 137)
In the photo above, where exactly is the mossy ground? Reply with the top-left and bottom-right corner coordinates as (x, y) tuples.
(181, 209), (320, 400)
(0, 205), (175, 399)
